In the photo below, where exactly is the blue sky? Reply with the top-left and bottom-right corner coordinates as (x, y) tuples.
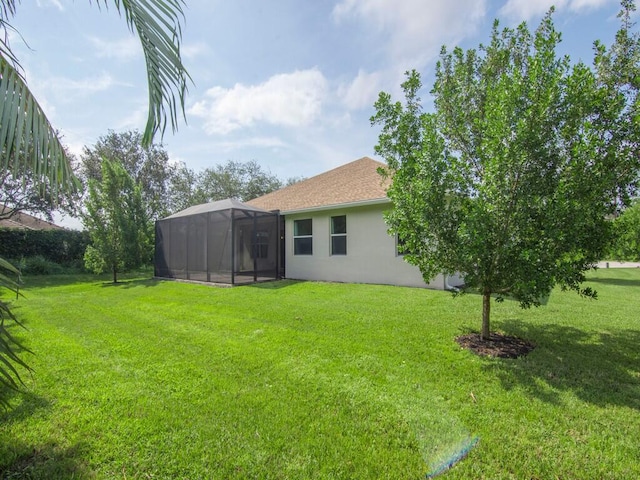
(10, 0), (628, 225)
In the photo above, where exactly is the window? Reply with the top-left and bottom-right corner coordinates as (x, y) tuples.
(331, 215), (347, 255)
(294, 219), (313, 255)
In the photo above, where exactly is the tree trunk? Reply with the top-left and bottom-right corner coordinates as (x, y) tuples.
(482, 291), (491, 340)
(113, 264), (117, 283)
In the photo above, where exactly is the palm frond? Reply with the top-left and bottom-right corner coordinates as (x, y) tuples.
(102, 0), (191, 146)
(0, 1), (17, 24)
(0, 55), (76, 195)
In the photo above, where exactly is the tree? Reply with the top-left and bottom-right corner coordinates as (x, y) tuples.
(83, 159), (150, 283)
(0, 167), (74, 220)
(284, 176), (306, 187)
(165, 160), (285, 214)
(80, 130), (176, 220)
(167, 161), (200, 213)
(609, 200), (640, 261)
(0, 144), (80, 222)
(0, 0), (189, 392)
(372, 9), (636, 340)
(592, 0), (640, 209)
(197, 160), (283, 203)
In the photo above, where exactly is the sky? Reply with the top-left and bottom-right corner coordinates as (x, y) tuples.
(9, 0), (629, 227)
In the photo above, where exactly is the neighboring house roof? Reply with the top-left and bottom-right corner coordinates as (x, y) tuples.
(0, 207), (63, 231)
(246, 156), (390, 213)
(164, 198), (272, 220)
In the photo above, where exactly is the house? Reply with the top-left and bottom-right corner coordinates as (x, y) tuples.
(246, 156), (462, 289)
(0, 206), (63, 231)
(154, 157), (462, 289)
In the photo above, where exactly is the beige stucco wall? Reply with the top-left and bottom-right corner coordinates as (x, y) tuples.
(284, 203), (455, 289)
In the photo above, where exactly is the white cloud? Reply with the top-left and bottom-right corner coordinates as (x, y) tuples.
(213, 136), (288, 152)
(181, 41), (209, 60)
(189, 69), (328, 135)
(499, 0), (561, 20)
(55, 126), (90, 159)
(500, 0), (614, 21)
(49, 72), (122, 96)
(35, 93), (57, 122)
(338, 69), (382, 110)
(88, 35), (141, 61)
(36, 0), (64, 11)
(116, 104), (148, 131)
(569, 0), (613, 11)
(333, 0), (487, 69)
(63, 140), (85, 159)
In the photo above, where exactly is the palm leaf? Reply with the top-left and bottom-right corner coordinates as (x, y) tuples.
(0, 1), (17, 21)
(0, 55), (76, 195)
(98, 0), (191, 146)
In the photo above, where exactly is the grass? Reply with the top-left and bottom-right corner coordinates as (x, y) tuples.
(0, 269), (638, 479)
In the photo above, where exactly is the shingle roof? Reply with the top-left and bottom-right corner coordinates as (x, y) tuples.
(164, 198), (271, 219)
(0, 207), (63, 231)
(246, 156), (390, 213)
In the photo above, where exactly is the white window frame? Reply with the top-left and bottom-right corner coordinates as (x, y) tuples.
(293, 219), (313, 255)
(330, 215), (347, 256)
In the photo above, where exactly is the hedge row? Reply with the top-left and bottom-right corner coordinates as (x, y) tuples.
(0, 229), (90, 266)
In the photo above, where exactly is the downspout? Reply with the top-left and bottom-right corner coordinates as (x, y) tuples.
(253, 212), (258, 282)
(275, 211), (281, 280)
(206, 213), (210, 283)
(230, 209), (235, 285)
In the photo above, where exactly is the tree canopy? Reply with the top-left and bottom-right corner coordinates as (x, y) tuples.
(83, 159), (150, 283)
(372, 5), (640, 339)
(168, 160), (285, 213)
(0, 142), (80, 222)
(80, 130), (176, 221)
(609, 200), (640, 261)
(197, 160), (284, 203)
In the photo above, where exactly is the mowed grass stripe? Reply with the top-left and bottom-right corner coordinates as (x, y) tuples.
(0, 269), (638, 479)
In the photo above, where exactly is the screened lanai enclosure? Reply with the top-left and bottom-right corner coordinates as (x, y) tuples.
(154, 199), (281, 285)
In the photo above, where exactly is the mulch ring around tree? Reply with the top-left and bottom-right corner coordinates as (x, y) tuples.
(456, 332), (536, 358)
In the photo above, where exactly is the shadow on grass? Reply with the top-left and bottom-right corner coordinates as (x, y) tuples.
(19, 271), (155, 290)
(586, 276), (640, 288)
(0, 441), (91, 480)
(0, 392), (90, 479)
(0, 390), (50, 424)
(18, 274), (100, 289)
(99, 278), (161, 289)
(0, 313), (35, 389)
(244, 279), (303, 290)
(486, 319), (640, 410)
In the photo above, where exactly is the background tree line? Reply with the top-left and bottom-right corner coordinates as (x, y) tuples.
(1, 5), (639, 290)
(0, 129), (299, 280)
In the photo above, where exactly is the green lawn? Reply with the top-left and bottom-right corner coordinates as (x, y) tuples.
(0, 269), (639, 479)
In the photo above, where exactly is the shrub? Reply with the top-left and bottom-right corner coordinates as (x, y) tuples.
(19, 255), (64, 275)
(608, 201), (640, 261)
(0, 229), (90, 268)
